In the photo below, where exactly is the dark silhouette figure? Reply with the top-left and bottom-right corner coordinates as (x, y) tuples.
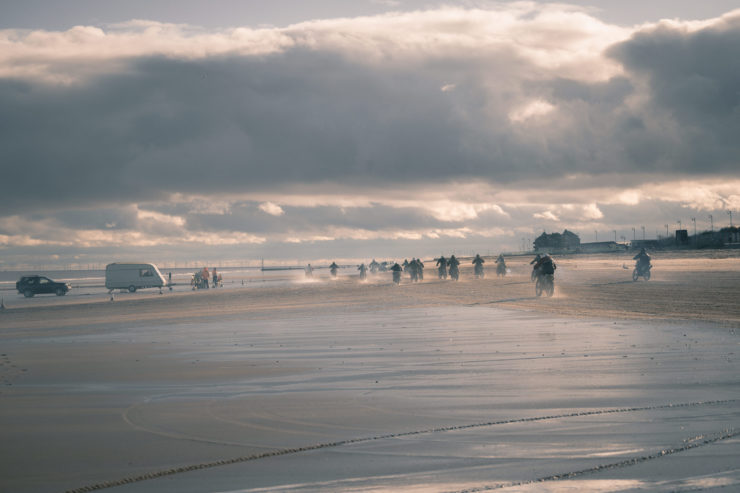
(436, 256), (448, 279)
(530, 253), (542, 281)
(473, 254), (485, 278)
(390, 262), (403, 284)
(495, 254), (506, 277)
(632, 248), (652, 281)
(447, 255), (460, 281)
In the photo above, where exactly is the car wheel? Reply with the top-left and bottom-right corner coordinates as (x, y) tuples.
(24, 289), (34, 298)
(55, 288), (66, 296)
(128, 285), (137, 293)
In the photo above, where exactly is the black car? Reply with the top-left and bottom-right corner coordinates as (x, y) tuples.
(16, 275), (71, 297)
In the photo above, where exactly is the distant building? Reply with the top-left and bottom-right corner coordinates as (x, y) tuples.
(533, 230), (581, 253)
(578, 241), (626, 253)
(630, 239), (661, 250)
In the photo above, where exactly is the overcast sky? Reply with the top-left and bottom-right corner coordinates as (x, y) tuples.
(1, 1), (739, 269)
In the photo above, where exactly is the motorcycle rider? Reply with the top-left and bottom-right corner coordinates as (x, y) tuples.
(530, 253), (542, 281)
(330, 262), (339, 278)
(633, 248), (651, 273)
(447, 255), (460, 280)
(436, 255), (448, 279)
(407, 259), (418, 282)
(533, 254), (556, 279)
(495, 254), (506, 276)
(472, 254), (485, 278)
(390, 262), (403, 284)
(415, 258), (424, 281)
(358, 263), (367, 281)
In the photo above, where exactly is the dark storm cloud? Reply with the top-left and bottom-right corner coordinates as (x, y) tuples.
(607, 13), (740, 174)
(2, 13), (738, 218)
(0, 51), (473, 214)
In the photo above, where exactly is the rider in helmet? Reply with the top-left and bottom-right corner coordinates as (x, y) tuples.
(533, 254), (556, 277)
(633, 248), (651, 269)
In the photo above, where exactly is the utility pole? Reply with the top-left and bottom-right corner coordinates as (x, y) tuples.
(632, 227), (636, 241)
(613, 230), (617, 242)
(677, 219), (682, 231)
(729, 210), (734, 228)
(665, 224), (669, 237)
(709, 214), (714, 232)
(641, 225), (645, 240)
(691, 217), (696, 241)
(594, 230), (598, 242)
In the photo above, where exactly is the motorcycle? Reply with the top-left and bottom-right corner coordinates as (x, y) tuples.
(632, 262), (651, 281)
(438, 265), (447, 280)
(496, 262), (506, 278)
(535, 273), (554, 297)
(448, 264), (459, 281)
(392, 270), (401, 284)
(474, 263), (484, 279)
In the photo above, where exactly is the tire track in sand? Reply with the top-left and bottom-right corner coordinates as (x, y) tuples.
(65, 399), (737, 492)
(452, 428), (739, 492)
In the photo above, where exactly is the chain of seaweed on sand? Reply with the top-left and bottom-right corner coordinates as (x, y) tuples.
(65, 399), (737, 493)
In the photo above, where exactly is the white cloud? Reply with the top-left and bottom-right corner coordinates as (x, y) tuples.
(258, 201), (285, 216)
(136, 208), (186, 226)
(509, 99), (556, 122)
(534, 210), (559, 221)
(0, 5), (630, 84)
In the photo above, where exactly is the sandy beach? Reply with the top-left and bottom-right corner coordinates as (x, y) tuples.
(1, 251), (739, 492)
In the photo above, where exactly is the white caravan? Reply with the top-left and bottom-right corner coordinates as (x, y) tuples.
(105, 263), (167, 293)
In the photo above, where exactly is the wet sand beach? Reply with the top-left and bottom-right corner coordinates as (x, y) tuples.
(0, 251), (739, 492)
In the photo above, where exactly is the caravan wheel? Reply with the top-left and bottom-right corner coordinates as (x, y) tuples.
(128, 285), (137, 293)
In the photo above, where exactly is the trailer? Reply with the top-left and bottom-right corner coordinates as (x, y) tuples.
(105, 263), (167, 293)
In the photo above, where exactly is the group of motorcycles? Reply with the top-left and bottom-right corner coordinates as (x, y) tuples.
(436, 255), (461, 281)
(358, 250), (653, 293)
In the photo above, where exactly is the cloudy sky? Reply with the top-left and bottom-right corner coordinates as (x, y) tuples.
(1, 1), (739, 268)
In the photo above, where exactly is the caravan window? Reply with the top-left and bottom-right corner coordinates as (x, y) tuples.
(140, 269), (154, 277)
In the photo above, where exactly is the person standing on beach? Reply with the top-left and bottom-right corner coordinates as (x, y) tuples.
(330, 262), (339, 278)
(202, 267), (210, 289)
(212, 268), (219, 288)
(305, 264), (313, 278)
